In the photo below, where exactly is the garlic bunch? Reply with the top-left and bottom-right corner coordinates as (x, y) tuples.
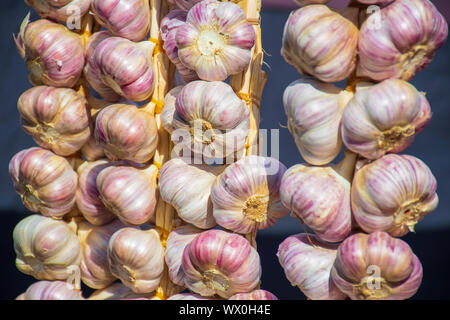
(358, 0), (448, 81)
(281, 5), (358, 82)
(283, 79), (353, 166)
(13, 215), (81, 280)
(229, 290), (278, 300)
(16, 281), (83, 300)
(25, 0), (91, 24)
(352, 154), (438, 236)
(168, 293), (211, 300)
(182, 229), (262, 299)
(212, 156), (289, 234)
(332, 232), (423, 300)
(9, 147), (78, 218)
(108, 228), (164, 293)
(80, 135), (106, 161)
(277, 233), (346, 300)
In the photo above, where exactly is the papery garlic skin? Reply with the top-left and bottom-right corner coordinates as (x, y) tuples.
(229, 290), (278, 300)
(80, 135), (106, 161)
(108, 228), (164, 293)
(9, 147), (78, 218)
(281, 5), (358, 82)
(182, 229), (262, 299)
(168, 293), (211, 300)
(16, 281), (83, 300)
(332, 232), (423, 300)
(13, 215), (82, 280)
(18, 86), (90, 156)
(25, 0), (91, 24)
(358, 0), (448, 81)
(277, 233), (346, 300)
(352, 154), (438, 236)
(342, 79), (432, 160)
(175, 1), (256, 81)
(283, 79), (353, 166)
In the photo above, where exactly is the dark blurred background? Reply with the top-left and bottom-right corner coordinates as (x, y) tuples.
(1, 0), (449, 300)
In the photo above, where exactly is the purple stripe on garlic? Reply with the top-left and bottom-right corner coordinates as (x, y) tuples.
(25, 0), (91, 24)
(229, 290), (278, 300)
(16, 280), (83, 300)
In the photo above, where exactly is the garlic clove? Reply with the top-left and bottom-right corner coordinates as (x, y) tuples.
(80, 135), (106, 162)
(25, 0), (91, 24)
(17, 280), (84, 300)
(229, 290), (278, 300)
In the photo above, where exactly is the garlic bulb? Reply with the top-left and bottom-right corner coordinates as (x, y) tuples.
(9, 147), (78, 218)
(175, 0), (256, 81)
(108, 228), (164, 293)
(88, 282), (155, 300)
(229, 290), (278, 300)
(80, 135), (106, 161)
(16, 281), (83, 300)
(332, 232), (423, 300)
(91, 0), (150, 42)
(13, 215), (81, 280)
(283, 79), (353, 166)
(25, 0), (91, 24)
(277, 233), (346, 300)
(358, 0), (448, 81)
(168, 293), (211, 300)
(352, 154), (438, 236)
(182, 229), (262, 299)
(17, 86), (90, 156)
(212, 156), (289, 234)
(281, 5), (358, 82)
(95, 104), (158, 163)
(14, 16), (85, 88)
(342, 79), (432, 160)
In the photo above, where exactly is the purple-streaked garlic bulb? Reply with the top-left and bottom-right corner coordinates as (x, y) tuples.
(95, 104), (158, 163)
(342, 79), (432, 160)
(175, 0), (256, 81)
(358, 0), (448, 81)
(352, 154), (438, 236)
(13, 215), (81, 280)
(283, 79), (353, 166)
(212, 156), (289, 234)
(17, 86), (90, 156)
(281, 5), (358, 82)
(167, 293), (211, 300)
(91, 0), (150, 42)
(108, 228), (164, 293)
(277, 233), (346, 300)
(182, 229), (262, 299)
(229, 290), (278, 300)
(16, 281), (83, 300)
(14, 16), (85, 88)
(80, 135), (106, 161)
(9, 147), (78, 218)
(25, 0), (91, 24)
(332, 232), (423, 300)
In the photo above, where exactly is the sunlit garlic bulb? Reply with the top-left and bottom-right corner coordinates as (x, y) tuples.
(13, 215), (81, 280)
(229, 290), (278, 300)
(16, 281), (83, 300)
(80, 135), (106, 161)
(25, 0), (91, 24)
(9, 147), (78, 218)
(182, 229), (262, 299)
(108, 228), (164, 293)
(352, 154), (438, 236)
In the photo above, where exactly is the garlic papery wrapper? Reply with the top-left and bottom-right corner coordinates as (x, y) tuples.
(95, 104), (159, 163)
(281, 5), (358, 83)
(25, 0), (91, 24)
(167, 293), (211, 300)
(9, 147), (78, 218)
(13, 215), (82, 281)
(358, 0), (448, 81)
(212, 156), (289, 234)
(175, 0), (256, 81)
(229, 290), (278, 300)
(17, 86), (90, 157)
(107, 228), (164, 293)
(14, 16), (85, 88)
(352, 154), (438, 236)
(96, 164), (159, 226)
(182, 229), (262, 299)
(91, 0), (150, 42)
(341, 79), (432, 160)
(331, 232), (423, 300)
(80, 135), (106, 161)
(277, 233), (346, 300)
(283, 79), (353, 166)
(16, 281), (83, 300)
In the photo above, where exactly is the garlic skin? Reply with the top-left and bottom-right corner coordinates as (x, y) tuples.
(358, 0), (448, 81)
(280, 164), (352, 243)
(16, 281), (83, 300)
(13, 215), (82, 280)
(9, 147), (78, 218)
(342, 79), (432, 160)
(25, 0), (91, 24)
(229, 290), (278, 300)
(17, 86), (90, 157)
(212, 156), (289, 234)
(14, 16), (85, 88)
(175, 1), (256, 81)
(281, 5), (358, 83)
(352, 154), (438, 237)
(283, 79), (353, 166)
(332, 232), (423, 300)
(168, 293), (211, 300)
(277, 234), (346, 300)
(182, 229), (262, 299)
(91, 0), (150, 42)
(95, 104), (158, 163)
(80, 135), (106, 161)
(108, 228), (164, 293)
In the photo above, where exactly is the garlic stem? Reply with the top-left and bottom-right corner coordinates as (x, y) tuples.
(332, 151), (358, 183)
